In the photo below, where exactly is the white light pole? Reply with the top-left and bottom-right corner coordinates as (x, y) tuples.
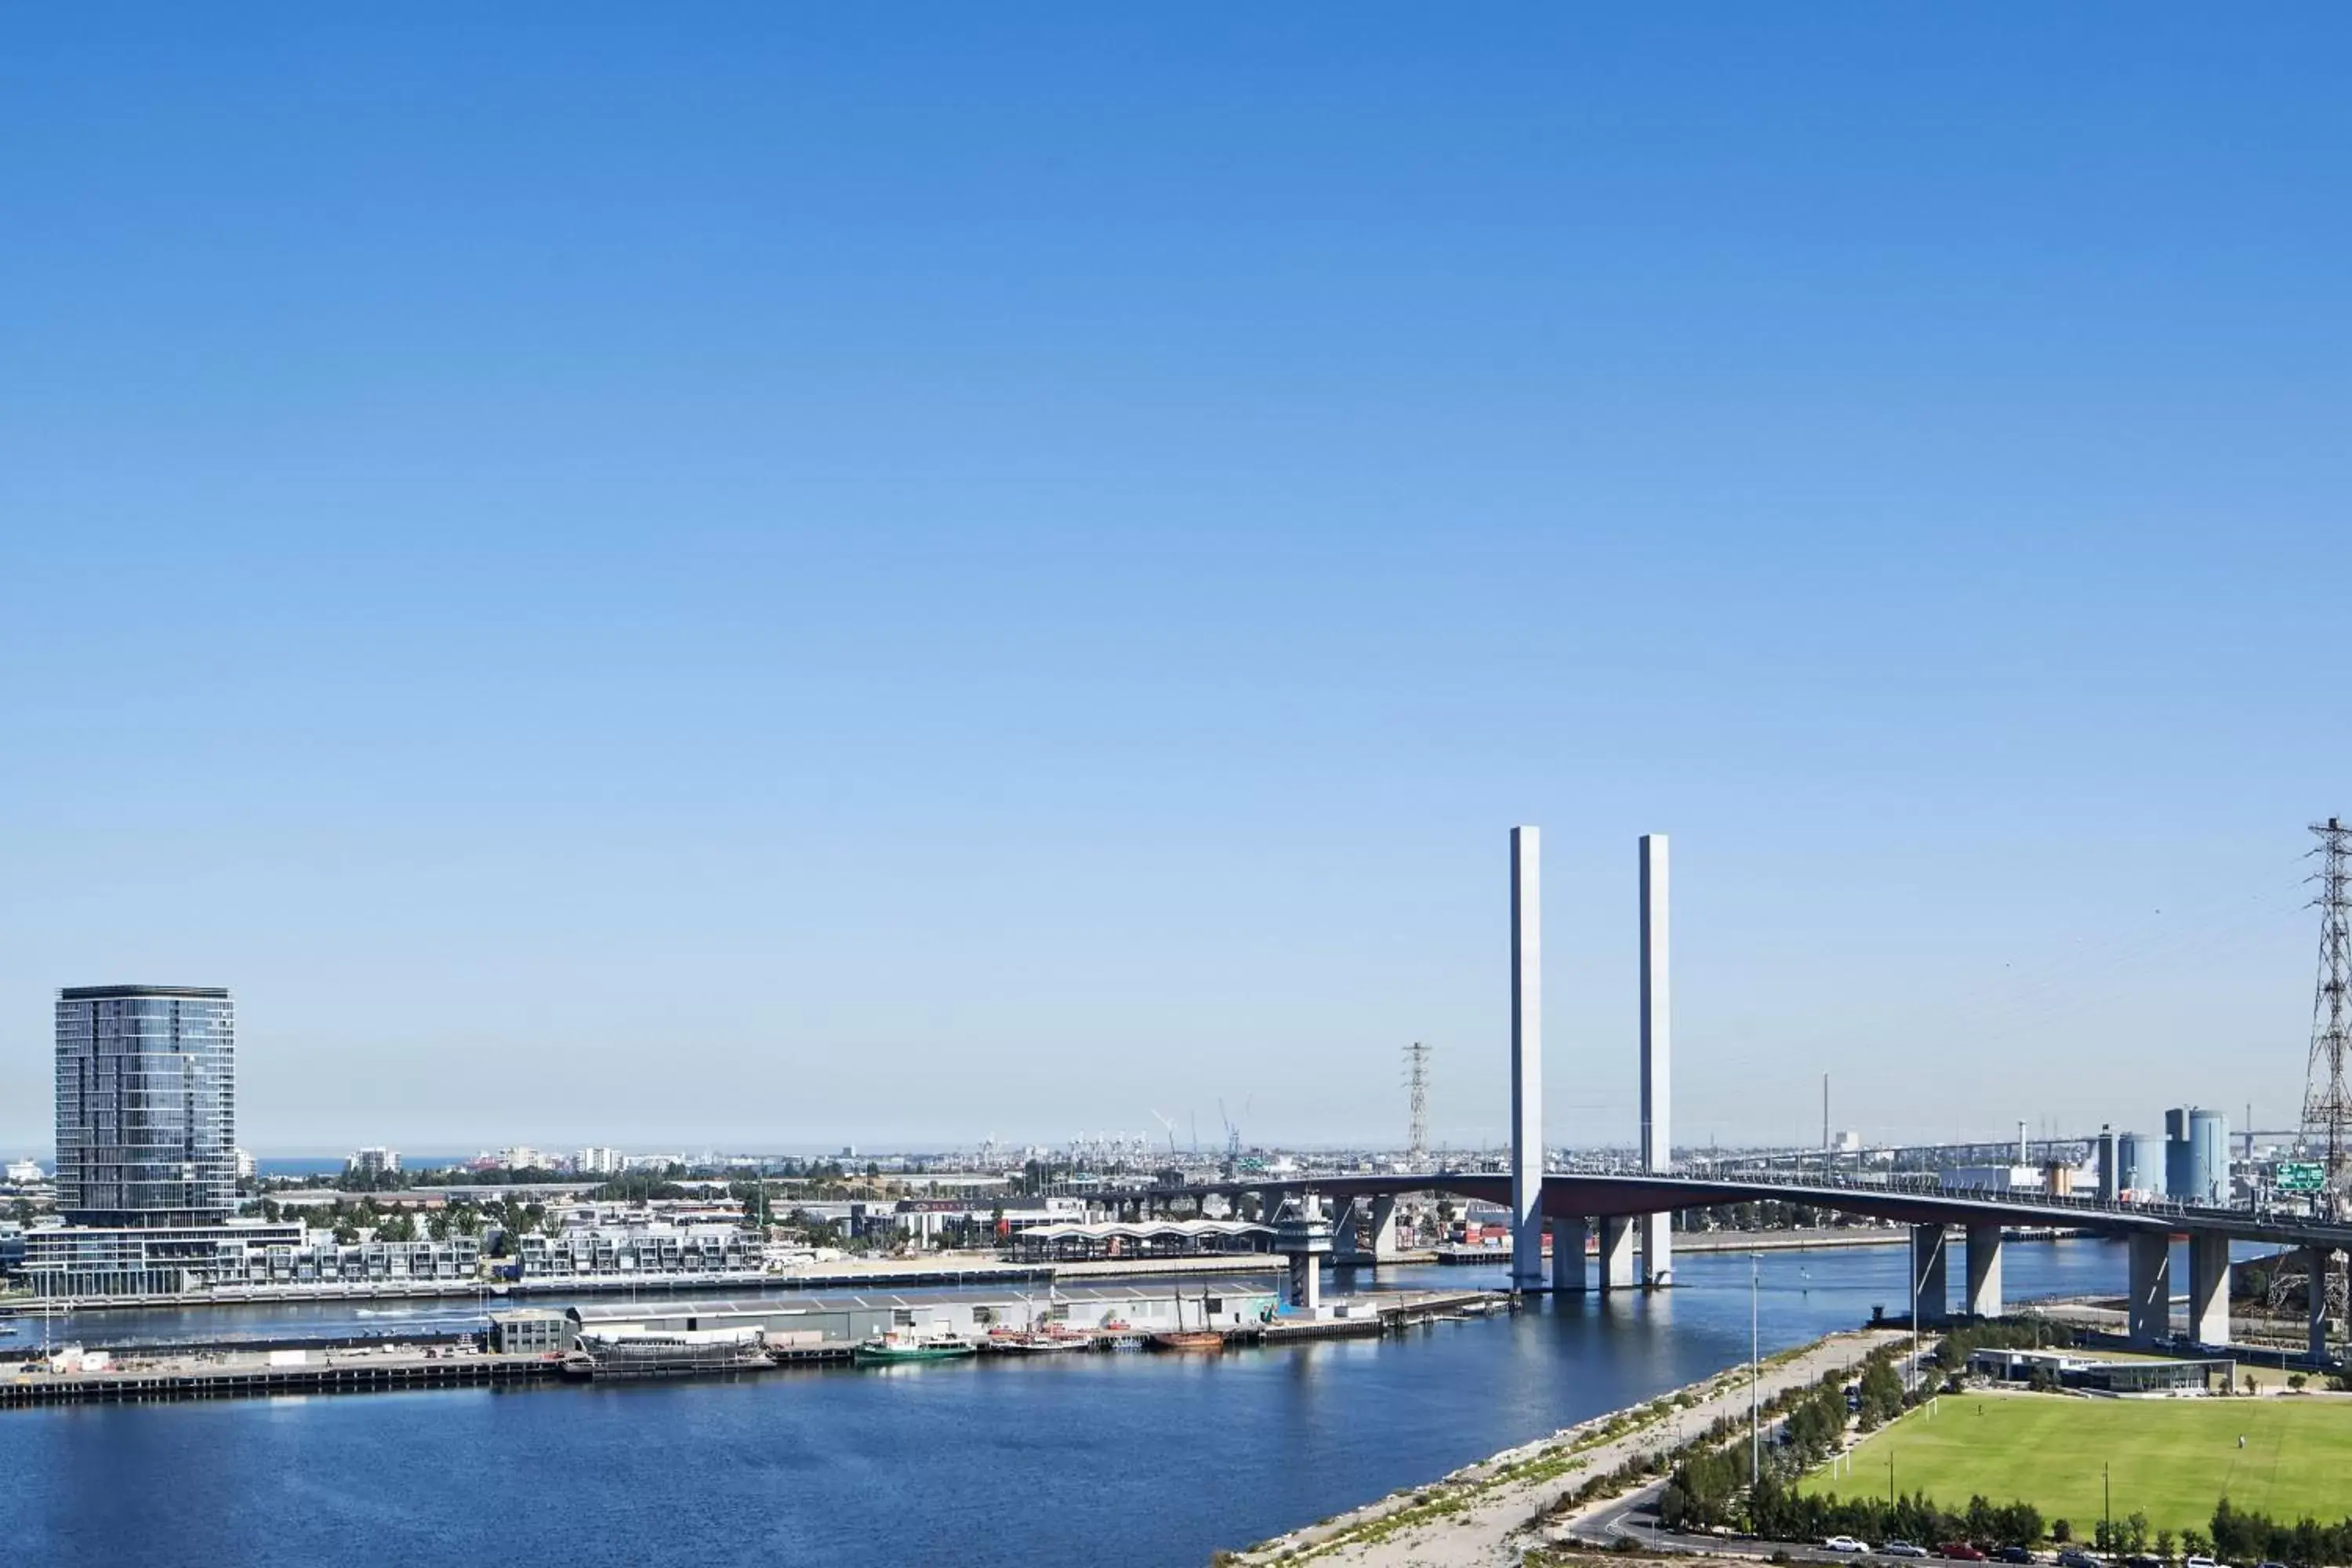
(1750, 1250), (1761, 1489)
(1908, 1234), (1921, 1396)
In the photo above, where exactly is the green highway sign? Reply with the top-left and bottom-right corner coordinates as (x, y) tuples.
(2277, 1160), (2326, 1192)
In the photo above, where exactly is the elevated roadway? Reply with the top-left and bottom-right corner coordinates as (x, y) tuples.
(1129, 1171), (2352, 1363)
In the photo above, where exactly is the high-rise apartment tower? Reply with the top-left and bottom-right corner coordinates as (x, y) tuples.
(55, 985), (237, 1226)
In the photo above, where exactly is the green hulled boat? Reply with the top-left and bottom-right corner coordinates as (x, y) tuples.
(852, 1330), (976, 1366)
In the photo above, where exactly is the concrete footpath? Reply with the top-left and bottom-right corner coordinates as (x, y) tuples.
(1228, 1329), (1904, 1568)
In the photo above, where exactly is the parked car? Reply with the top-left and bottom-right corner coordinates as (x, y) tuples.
(2055, 1551), (2101, 1568)
(1940, 1544), (1987, 1561)
(2124, 1554), (2166, 1568)
(1885, 1544), (1932, 1559)
(2184, 1557), (2221, 1568)
(1993, 1549), (2037, 1564)
(1825, 1538), (1872, 1555)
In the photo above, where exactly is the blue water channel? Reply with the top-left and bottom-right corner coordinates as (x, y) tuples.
(0, 1238), (2136, 1568)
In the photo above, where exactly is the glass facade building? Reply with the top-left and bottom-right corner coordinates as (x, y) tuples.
(55, 985), (237, 1226)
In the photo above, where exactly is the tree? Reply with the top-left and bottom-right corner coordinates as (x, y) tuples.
(332, 1220), (361, 1245)
(1857, 1360), (1906, 1428)
(2052, 1520), (2072, 1544)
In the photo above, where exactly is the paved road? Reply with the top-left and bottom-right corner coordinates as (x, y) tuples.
(1577, 1479), (1918, 1566)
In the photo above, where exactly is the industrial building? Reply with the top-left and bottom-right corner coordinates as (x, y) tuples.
(2166, 1106), (2230, 1206)
(564, 1280), (1283, 1348)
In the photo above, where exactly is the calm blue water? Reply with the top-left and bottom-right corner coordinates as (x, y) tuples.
(0, 1238), (2130, 1568)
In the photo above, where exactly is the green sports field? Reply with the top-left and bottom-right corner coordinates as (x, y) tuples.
(1799, 1393), (2352, 1536)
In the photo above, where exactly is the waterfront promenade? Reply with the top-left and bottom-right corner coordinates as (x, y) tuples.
(1225, 1328), (1905, 1568)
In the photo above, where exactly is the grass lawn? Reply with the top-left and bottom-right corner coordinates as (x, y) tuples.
(1799, 1393), (2352, 1537)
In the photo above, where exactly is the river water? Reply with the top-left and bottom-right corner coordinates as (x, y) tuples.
(0, 1237), (2134, 1568)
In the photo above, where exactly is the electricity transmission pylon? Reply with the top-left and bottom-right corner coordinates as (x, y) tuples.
(2304, 817), (2352, 1217)
(1404, 1041), (1432, 1167)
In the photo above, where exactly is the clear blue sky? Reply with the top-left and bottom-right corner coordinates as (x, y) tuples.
(4, 6), (2347, 1156)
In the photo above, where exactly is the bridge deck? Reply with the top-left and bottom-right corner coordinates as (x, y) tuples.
(1155, 1172), (2352, 1249)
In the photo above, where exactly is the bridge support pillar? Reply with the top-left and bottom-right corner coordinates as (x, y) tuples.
(1639, 833), (1672, 1290)
(1509, 826), (1546, 1291)
(2187, 1232), (2230, 1347)
(2127, 1232), (2172, 1348)
(1599, 1217), (1636, 1292)
(1290, 1250), (1321, 1314)
(1641, 1213), (1672, 1290)
(1552, 1218), (1589, 1293)
(1962, 1224), (2003, 1319)
(1328, 1196), (1367, 1263)
(2308, 1247), (2332, 1364)
(1910, 1225), (1950, 1325)
(1368, 1195), (1400, 1261)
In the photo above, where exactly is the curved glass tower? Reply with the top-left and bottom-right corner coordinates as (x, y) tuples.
(55, 985), (236, 1226)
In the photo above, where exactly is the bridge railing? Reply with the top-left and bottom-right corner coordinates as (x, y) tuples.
(1674, 1165), (2352, 1241)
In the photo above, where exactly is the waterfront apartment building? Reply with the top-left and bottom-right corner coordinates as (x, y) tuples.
(24, 1224), (481, 1298)
(515, 1223), (763, 1280)
(55, 985), (237, 1226)
(347, 1146), (402, 1178)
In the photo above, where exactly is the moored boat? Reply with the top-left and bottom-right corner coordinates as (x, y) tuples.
(1150, 1330), (1225, 1352)
(992, 1331), (1089, 1354)
(852, 1330), (976, 1365)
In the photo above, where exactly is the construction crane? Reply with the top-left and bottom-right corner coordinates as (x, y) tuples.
(1218, 1098), (1241, 1178)
(1149, 1109), (1180, 1158)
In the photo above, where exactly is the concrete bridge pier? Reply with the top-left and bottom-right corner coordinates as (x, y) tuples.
(1910, 1225), (1950, 1325)
(2127, 1232), (2172, 1347)
(1326, 1194), (1403, 1265)
(2308, 1246), (2333, 1363)
(1962, 1223), (2003, 1318)
(1327, 1196), (1366, 1262)
(1552, 1217), (1589, 1293)
(2187, 1232), (2230, 1347)
(1599, 1216), (1637, 1291)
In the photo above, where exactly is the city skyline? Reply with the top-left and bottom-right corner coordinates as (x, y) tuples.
(5, 8), (2349, 1149)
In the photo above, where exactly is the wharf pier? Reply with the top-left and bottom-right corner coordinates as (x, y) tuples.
(2, 1285), (1509, 1408)
(0, 1348), (558, 1408)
